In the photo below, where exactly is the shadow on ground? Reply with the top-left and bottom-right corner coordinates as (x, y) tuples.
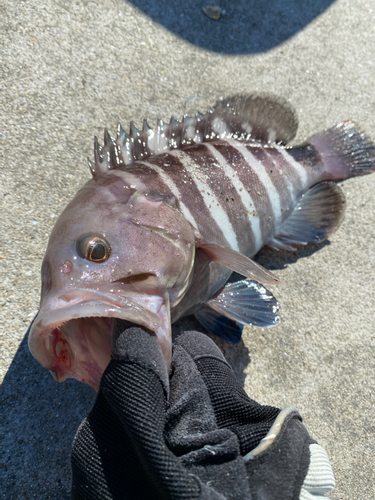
(255, 240), (331, 270)
(127, 0), (335, 54)
(0, 335), (95, 499)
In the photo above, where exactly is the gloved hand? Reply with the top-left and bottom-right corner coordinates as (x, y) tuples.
(71, 321), (335, 500)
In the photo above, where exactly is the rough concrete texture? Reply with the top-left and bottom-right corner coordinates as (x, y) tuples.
(1, 0), (374, 498)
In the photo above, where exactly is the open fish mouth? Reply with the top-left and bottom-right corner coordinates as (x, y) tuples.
(28, 288), (169, 391)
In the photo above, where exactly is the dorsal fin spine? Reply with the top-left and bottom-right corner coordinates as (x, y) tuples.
(87, 158), (96, 178)
(104, 129), (118, 168)
(116, 123), (132, 165)
(130, 122), (143, 161)
(114, 126), (125, 166)
(141, 119), (151, 147)
(93, 136), (111, 174)
(169, 117), (181, 149)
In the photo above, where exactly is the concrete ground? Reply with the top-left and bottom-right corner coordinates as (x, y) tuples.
(1, 0), (374, 498)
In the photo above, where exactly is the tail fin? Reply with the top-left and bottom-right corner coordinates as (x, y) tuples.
(309, 121), (375, 180)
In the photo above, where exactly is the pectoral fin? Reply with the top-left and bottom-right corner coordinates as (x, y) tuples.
(209, 279), (279, 327)
(195, 280), (279, 342)
(197, 241), (280, 285)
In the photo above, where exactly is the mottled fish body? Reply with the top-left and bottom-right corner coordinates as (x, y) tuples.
(28, 95), (375, 390)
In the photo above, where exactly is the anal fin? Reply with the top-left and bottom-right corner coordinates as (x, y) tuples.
(268, 182), (346, 251)
(195, 280), (279, 342)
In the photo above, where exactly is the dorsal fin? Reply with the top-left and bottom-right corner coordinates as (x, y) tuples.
(212, 94), (298, 144)
(91, 94), (298, 174)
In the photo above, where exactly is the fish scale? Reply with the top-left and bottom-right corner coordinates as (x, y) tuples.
(28, 94), (375, 390)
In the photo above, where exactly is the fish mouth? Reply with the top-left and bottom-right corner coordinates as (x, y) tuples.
(28, 288), (171, 391)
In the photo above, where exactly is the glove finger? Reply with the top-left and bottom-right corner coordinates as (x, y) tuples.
(174, 330), (280, 455)
(166, 343), (253, 500)
(111, 319), (169, 395)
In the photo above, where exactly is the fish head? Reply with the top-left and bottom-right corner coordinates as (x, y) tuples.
(28, 170), (196, 390)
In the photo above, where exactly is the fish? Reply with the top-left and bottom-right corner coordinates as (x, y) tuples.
(28, 94), (375, 390)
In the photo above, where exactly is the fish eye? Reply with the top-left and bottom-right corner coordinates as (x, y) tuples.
(76, 234), (111, 263)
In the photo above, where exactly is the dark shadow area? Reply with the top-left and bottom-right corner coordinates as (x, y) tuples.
(128, 0), (335, 54)
(0, 334), (95, 499)
(255, 240), (331, 270)
(173, 315), (251, 387)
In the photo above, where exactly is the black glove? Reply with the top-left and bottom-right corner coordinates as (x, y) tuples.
(71, 322), (334, 500)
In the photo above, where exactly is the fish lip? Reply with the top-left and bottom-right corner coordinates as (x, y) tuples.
(28, 288), (164, 391)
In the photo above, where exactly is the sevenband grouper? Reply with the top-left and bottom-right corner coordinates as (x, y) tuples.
(28, 94), (375, 390)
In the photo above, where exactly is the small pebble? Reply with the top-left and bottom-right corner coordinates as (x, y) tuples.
(202, 6), (224, 21)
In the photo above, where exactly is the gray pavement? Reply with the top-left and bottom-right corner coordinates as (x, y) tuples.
(1, 0), (375, 498)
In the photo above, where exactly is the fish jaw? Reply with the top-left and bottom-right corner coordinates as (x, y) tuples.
(28, 288), (171, 391)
